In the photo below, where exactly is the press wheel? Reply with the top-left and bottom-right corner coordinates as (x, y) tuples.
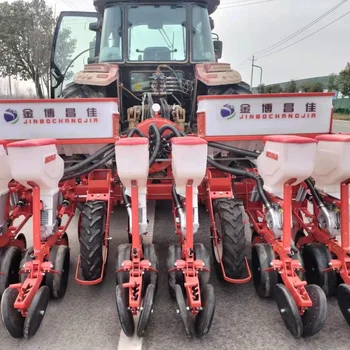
(0, 246), (22, 297)
(1, 287), (24, 338)
(251, 243), (278, 298)
(137, 283), (155, 337)
(46, 245), (70, 299)
(302, 284), (327, 337)
(23, 285), (50, 339)
(116, 284), (134, 337)
(274, 284), (303, 338)
(195, 284), (215, 338)
(336, 283), (350, 326)
(175, 284), (193, 337)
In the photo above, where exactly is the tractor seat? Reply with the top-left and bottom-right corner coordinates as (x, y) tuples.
(143, 47), (171, 61)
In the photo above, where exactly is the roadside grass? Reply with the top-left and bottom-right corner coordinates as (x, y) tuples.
(333, 113), (350, 121)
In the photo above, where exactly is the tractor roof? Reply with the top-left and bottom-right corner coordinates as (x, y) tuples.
(93, 0), (220, 15)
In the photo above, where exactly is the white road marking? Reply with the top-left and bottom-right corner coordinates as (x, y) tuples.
(117, 200), (156, 350)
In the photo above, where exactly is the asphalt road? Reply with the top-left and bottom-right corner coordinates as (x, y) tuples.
(1, 120), (350, 350)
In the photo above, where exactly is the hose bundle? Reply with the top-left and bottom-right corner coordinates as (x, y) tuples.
(60, 122), (272, 208)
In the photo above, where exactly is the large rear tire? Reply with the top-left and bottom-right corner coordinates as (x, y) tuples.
(79, 200), (107, 281)
(59, 82), (105, 99)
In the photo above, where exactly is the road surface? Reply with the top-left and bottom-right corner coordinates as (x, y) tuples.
(1, 120), (350, 350)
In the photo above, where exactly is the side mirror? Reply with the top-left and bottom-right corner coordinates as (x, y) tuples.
(213, 40), (223, 59)
(209, 17), (214, 30)
(89, 21), (100, 32)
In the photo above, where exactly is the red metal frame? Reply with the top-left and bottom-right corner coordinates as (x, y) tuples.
(247, 180), (312, 314)
(294, 180), (350, 284)
(168, 180), (209, 314)
(0, 182), (32, 251)
(116, 180), (157, 315)
(9, 182), (75, 316)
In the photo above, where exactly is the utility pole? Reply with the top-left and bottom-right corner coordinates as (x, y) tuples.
(8, 75), (12, 98)
(250, 55), (255, 90)
(250, 55), (264, 92)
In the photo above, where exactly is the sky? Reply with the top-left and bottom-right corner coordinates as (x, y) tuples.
(0, 0), (349, 91)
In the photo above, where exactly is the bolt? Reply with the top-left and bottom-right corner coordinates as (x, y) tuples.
(186, 307), (190, 310)
(149, 262), (152, 266)
(329, 262), (332, 267)
(39, 310), (45, 316)
(176, 309), (180, 314)
(280, 308), (286, 313)
(174, 262), (177, 266)
(151, 309), (154, 314)
(121, 262), (124, 267)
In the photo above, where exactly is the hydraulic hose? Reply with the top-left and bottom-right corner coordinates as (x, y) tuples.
(208, 142), (260, 159)
(127, 127), (146, 138)
(207, 156), (272, 209)
(148, 123), (161, 167)
(158, 124), (183, 137)
(61, 148), (115, 181)
(304, 177), (324, 207)
(172, 182), (182, 208)
(63, 143), (115, 174)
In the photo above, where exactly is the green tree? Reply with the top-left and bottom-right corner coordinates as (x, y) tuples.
(266, 84), (283, 93)
(258, 83), (266, 93)
(284, 80), (297, 93)
(327, 73), (339, 91)
(0, 0), (76, 98)
(338, 62), (350, 97)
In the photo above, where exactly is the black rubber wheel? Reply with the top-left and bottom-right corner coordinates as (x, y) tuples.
(194, 243), (211, 288)
(274, 283), (303, 338)
(251, 243), (278, 298)
(143, 244), (159, 295)
(0, 246), (22, 297)
(302, 284), (327, 337)
(212, 198), (246, 279)
(175, 284), (193, 337)
(167, 244), (184, 299)
(302, 242), (338, 297)
(336, 283), (350, 326)
(137, 283), (155, 337)
(15, 233), (27, 250)
(46, 245), (70, 299)
(59, 82), (105, 98)
(116, 243), (131, 286)
(19, 247), (34, 284)
(23, 285), (50, 339)
(294, 229), (306, 247)
(116, 284), (135, 337)
(79, 200), (106, 281)
(1, 287), (24, 338)
(195, 284), (215, 338)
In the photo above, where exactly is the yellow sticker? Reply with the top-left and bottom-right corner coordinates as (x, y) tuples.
(133, 83), (142, 91)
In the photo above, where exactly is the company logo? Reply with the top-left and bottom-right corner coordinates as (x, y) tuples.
(220, 104), (236, 120)
(4, 108), (19, 124)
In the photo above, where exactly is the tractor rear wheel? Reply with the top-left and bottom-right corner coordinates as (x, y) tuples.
(59, 82), (105, 99)
(79, 200), (107, 281)
(212, 198), (246, 279)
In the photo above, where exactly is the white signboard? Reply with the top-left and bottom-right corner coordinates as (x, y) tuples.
(0, 98), (119, 140)
(197, 93), (334, 136)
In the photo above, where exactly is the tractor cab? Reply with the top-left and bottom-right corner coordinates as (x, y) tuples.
(50, 0), (244, 132)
